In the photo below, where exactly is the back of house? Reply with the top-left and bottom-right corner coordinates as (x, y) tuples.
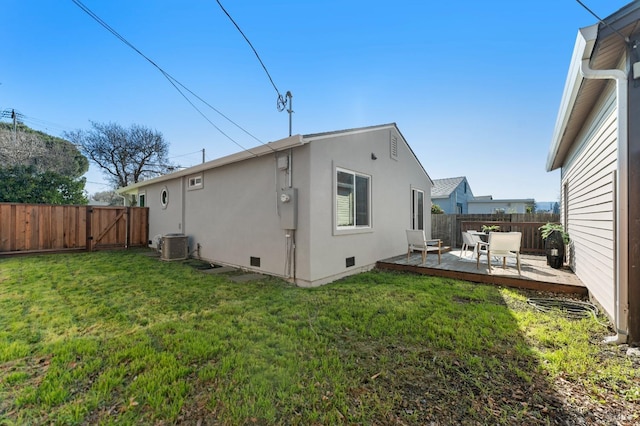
(119, 123), (432, 287)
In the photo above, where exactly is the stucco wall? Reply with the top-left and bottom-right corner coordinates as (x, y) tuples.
(303, 127), (431, 286)
(144, 178), (184, 239)
(136, 125), (430, 287)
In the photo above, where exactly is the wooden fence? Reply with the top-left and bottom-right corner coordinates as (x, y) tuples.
(0, 203), (148, 255)
(432, 213), (561, 254)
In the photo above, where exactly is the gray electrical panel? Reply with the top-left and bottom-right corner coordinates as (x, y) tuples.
(279, 188), (297, 230)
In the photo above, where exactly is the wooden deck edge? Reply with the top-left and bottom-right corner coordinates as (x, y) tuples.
(376, 261), (588, 296)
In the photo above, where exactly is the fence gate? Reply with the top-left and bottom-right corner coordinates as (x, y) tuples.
(0, 203), (148, 255)
(88, 207), (149, 251)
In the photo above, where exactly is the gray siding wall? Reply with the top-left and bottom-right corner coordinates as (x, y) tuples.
(562, 83), (617, 320)
(433, 181), (472, 214)
(433, 196), (454, 214)
(303, 128), (431, 286)
(453, 182), (472, 214)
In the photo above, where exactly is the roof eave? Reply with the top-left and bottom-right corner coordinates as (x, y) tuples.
(117, 134), (304, 194)
(546, 24), (598, 172)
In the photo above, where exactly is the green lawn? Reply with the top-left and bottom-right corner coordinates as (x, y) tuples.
(0, 250), (638, 425)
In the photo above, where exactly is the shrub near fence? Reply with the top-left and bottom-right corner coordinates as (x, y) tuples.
(0, 203), (148, 254)
(431, 213), (561, 254)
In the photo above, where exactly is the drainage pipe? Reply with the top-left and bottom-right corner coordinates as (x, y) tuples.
(580, 41), (629, 344)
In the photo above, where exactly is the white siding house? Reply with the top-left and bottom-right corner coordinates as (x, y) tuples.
(119, 123), (433, 287)
(547, 2), (640, 344)
(467, 197), (535, 214)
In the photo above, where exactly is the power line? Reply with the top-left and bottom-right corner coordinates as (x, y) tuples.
(167, 149), (204, 160)
(575, 0), (629, 43)
(70, 0), (273, 154)
(215, 0), (290, 113)
(215, 1), (284, 107)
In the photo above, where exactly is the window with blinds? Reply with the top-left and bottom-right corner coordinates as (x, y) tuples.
(336, 169), (370, 229)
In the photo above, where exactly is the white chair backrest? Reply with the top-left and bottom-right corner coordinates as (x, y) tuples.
(462, 232), (475, 246)
(469, 232), (484, 244)
(488, 232), (522, 252)
(406, 229), (426, 247)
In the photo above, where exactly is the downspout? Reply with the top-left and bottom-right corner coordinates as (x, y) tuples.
(580, 42), (629, 344)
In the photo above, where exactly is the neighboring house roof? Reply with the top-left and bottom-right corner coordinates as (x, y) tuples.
(431, 177), (466, 198)
(546, 1), (640, 171)
(119, 123), (432, 193)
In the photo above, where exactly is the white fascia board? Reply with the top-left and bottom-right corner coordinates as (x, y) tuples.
(546, 24), (599, 172)
(117, 134), (304, 194)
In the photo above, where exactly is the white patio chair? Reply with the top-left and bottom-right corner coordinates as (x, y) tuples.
(460, 231), (483, 259)
(476, 231), (522, 275)
(406, 229), (442, 264)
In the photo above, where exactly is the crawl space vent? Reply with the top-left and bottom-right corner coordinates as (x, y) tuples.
(346, 256), (355, 268)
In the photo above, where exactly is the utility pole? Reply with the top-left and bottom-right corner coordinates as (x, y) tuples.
(11, 109), (16, 143)
(202, 148), (205, 164)
(286, 91), (293, 137)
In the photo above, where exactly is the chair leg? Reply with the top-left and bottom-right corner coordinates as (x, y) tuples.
(487, 250), (492, 272)
(421, 251), (426, 264)
(460, 243), (467, 259)
(517, 254), (521, 275)
(407, 248), (410, 262)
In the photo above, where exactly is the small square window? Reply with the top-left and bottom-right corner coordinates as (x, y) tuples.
(188, 174), (203, 190)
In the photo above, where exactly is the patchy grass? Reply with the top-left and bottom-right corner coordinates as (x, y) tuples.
(0, 250), (638, 425)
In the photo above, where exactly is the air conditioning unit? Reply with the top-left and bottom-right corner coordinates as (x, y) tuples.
(161, 234), (188, 261)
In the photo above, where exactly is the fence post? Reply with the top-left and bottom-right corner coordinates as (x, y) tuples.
(125, 207), (130, 249)
(86, 206), (93, 252)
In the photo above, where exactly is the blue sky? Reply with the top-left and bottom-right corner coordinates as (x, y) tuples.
(0, 0), (631, 202)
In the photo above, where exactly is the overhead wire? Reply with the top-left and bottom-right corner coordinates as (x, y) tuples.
(70, 0), (273, 155)
(575, 0), (630, 43)
(166, 150), (204, 160)
(215, 0), (289, 112)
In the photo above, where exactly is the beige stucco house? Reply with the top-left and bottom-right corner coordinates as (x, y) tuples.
(119, 123), (432, 287)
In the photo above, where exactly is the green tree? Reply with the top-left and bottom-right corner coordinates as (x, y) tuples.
(91, 190), (123, 206)
(0, 122), (88, 178)
(0, 165), (87, 204)
(431, 203), (444, 214)
(65, 122), (171, 189)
